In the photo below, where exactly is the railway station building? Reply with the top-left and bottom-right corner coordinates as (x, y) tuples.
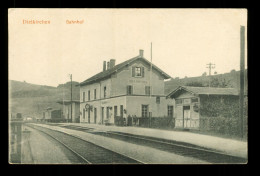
(78, 50), (175, 125)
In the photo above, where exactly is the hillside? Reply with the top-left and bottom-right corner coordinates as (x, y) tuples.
(9, 80), (80, 118)
(164, 69), (248, 95)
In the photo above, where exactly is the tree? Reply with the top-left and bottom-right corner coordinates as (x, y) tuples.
(185, 81), (205, 87)
(214, 71), (218, 75)
(208, 77), (231, 88)
(202, 72), (207, 76)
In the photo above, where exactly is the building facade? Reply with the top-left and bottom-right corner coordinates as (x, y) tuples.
(79, 50), (174, 125)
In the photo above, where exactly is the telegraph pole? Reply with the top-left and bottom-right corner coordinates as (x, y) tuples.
(70, 74), (73, 123)
(239, 26), (245, 139)
(150, 42), (153, 128)
(206, 63), (215, 87)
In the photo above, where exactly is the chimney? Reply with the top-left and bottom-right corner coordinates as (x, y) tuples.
(110, 59), (116, 68)
(107, 61), (110, 70)
(139, 49), (144, 57)
(103, 61), (106, 71)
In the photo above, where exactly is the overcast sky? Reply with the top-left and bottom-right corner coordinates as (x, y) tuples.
(9, 9), (247, 87)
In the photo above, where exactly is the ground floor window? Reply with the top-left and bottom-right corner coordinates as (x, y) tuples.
(142, 105), (149, 117)
(114, 106), (117, 117)
(168, 105), (174, 117)
(83, 109), (85, 119)
(120, 105), (123, 117)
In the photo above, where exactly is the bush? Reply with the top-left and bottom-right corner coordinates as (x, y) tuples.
(200, 116), (247, 137)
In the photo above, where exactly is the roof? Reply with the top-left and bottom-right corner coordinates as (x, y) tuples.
(167, 86), (239, 98)
(78, 55), (171, 86)
(57, 100), (80, 105)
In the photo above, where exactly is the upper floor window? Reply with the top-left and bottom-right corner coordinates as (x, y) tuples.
(88, 90), (90, 101)
(132, 66), (144, 77)
(104, 86), (107, 98)
(127, 85), (133, 95)
(94, 89), (97, 100)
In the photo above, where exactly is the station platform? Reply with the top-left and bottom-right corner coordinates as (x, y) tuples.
(59, 123), (247, 159)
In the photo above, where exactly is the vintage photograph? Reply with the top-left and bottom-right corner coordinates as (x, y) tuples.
(8, 9), (247, 164)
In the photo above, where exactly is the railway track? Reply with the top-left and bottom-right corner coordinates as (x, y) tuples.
(26, 124), (143, 164)
(55, 124), (247, 164)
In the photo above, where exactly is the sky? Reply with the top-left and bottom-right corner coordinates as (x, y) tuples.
(8, 9), (247, 87)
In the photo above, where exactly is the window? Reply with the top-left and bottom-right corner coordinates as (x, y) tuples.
(94, 89), (97, 99)
(135, 67), (141, 76)
(120, 105), (123, 117)
(104, 86), (107, 98)
(176, 99), (182, 104)
(114, 106), (117, 117)
(145, 86), (151, 95)
(83, 92), (85, 102)
(142, 105), (149, 117)
(191, 98), (199, 103)
(156, 96), (160, 104)
(88, 90), (90, 101)
(107, 107), (109, 119)
(132, 66), (144, 77)
(127, 85), (133, 95)
(168, 105), (174, 117)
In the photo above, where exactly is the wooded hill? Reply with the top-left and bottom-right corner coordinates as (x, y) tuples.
(9, 80), (80, 118)
(164, 69), (248, 95)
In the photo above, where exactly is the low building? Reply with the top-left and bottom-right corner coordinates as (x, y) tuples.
(57, 100), (80, 123)
(43, 107), (62, 122)
(166, 86), (239, 129)
(78, 50), (174, 125)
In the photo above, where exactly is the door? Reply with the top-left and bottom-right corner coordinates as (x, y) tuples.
(94, 108), (97, 124)
(183, 106), (191, 128)
(88, 109), (90, 123)
(101, 107), (104, 124)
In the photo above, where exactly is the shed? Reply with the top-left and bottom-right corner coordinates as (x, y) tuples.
(166, 86), (239, 129)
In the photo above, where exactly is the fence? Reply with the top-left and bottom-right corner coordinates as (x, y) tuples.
(114, 116), (175, 129)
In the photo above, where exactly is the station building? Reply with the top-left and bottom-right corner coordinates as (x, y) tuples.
(78, 50), (175, 125)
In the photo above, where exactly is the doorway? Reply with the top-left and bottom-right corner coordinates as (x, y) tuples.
(183, 106), (191, 128)
(101, 107), (104, 124)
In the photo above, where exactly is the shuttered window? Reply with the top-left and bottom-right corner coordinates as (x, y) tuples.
(132, 66), (144, 77)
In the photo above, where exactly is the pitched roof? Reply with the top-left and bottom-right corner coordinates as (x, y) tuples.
(79, 55), (171, 86)
(167, 86), (239, 98)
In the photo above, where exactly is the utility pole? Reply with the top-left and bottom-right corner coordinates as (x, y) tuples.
(239, 26), (245, 139)
(206, 63), (215, 87)
(150, 42), (152, 128)
(70, 74), (73, 123)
